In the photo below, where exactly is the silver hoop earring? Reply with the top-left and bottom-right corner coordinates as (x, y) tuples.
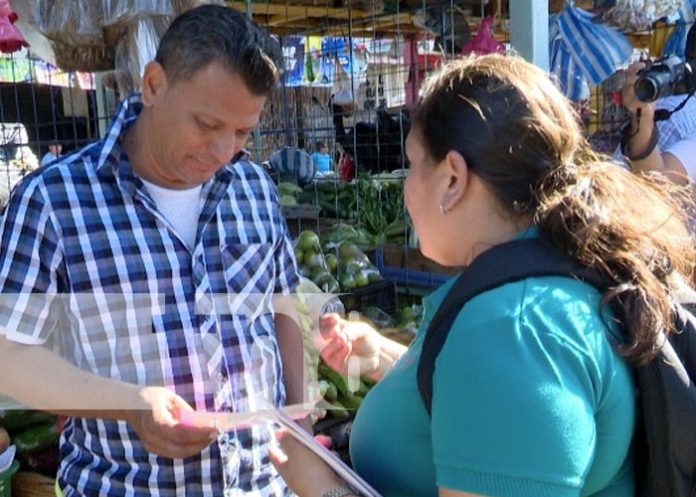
(439, 204), (447, 215)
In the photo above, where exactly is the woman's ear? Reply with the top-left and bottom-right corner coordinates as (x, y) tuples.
(439, 150), (469, 212)
(140, 61), (168, 107)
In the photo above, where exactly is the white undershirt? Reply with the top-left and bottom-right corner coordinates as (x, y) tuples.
(140, 178), (202, 249)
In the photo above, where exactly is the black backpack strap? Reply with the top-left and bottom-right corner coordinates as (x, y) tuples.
(417, 236), (607, 416)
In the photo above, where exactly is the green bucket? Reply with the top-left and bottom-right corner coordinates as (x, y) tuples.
(0, 460), (19, 497)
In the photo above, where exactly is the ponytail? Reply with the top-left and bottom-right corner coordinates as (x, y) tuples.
(536, 153), (695, 364)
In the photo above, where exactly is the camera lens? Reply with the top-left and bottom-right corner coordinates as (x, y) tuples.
(634, 76), (660, 102)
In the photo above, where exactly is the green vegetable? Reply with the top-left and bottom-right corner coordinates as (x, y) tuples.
(279, 195), (297, 206)
(326, 399), (350, 419)
(324, 253), (338, 273)
(318, 361), (355, 400)
(353, 271), (369, 288)
(278, 182), (303, 197)
(297, 230), (321, 253)
(341, 394), (364, 411)
(0, 410), (56, 434)
(13, 422), (59, 453)
(324, 383), (338, 402)
(313, 272), (340, 294)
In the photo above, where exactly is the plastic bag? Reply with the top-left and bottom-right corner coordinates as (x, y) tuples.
(0, 0), (27, 53)
(331, 56), (354, 110)
(461, 17), (504, 56)
(32, 0), (103, 46)
(103, 0), (174, 28)
(114, 15), (171, 95)
(602, 0), (682, 32)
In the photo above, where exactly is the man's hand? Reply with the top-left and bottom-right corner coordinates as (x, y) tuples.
(621, 62), (656, 119)
(125, 387), (218, 459)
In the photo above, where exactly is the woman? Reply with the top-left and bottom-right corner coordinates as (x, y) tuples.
(270, 54), (695, 497)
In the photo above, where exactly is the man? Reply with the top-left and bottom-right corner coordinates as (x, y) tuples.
(40, 140), (62, 166)
(619, 23), (696, 185)
(0, 5), (306, 496)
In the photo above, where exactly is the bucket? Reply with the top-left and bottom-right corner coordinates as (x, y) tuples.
(0, 460), (19, 497)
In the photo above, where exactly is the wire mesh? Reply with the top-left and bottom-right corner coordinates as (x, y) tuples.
(2, 2), (687, 301)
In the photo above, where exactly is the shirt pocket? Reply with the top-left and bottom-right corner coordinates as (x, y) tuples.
(220, 242), (275, 322)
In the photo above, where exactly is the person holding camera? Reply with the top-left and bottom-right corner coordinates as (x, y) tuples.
(620, 24), (696, 185)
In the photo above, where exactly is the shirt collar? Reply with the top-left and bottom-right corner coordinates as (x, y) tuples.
(95, 93), (142, 175)
(95, 92), (243, 185)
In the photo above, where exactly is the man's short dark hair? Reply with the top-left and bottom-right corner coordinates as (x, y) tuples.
(155, 5), (283, 95)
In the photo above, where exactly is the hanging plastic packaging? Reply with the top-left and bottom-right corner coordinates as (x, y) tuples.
(114, 15), (171, 95)
(602, 0), (683, 33)
(28, 0), (222, 73)
(461, 17), (504, 56)
(549, 5), (632, 101)
(0, 0), (28, 53)
(103, 0), (174, 28)
(331, 56), (355, 110)
(661, 0), (696, 60)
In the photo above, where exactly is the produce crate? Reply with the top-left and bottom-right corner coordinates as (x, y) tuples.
(339, 280), (396, 315)
(374, 245), (461, 289)
(0, 461), (18, 497)
(281, 204), (321, 220)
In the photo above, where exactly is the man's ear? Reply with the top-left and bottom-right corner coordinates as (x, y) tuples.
(140, 61), (168, 107)
(439, 150), (469, 212)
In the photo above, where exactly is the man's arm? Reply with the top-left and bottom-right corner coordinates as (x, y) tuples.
(0, 333), (216, 458)
(274, 296), (306, 407)
(274, 294), (314, 433)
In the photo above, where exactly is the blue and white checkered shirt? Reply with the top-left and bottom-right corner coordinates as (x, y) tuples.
(656, 94), (696, 150)
(0, 94), (301, 496)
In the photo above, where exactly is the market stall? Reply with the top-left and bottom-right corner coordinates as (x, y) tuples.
(1, 0), (695, 494)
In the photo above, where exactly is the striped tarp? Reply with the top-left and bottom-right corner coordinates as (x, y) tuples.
(550, 5), (632, 101)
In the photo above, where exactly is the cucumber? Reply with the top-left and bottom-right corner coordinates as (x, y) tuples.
(318, 362), (354, 400)
(0, 410), (56, 434)
(13, 422), (59, 453)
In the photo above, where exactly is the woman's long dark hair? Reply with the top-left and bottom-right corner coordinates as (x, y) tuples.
(412, 54), (695, 364)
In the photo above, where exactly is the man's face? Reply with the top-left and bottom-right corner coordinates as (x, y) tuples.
(141, 61), (267, 189)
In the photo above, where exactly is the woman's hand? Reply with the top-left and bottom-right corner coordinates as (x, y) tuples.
(269, 428), (347, 497)
(318, 313), (383, 377)
(318, 313), (408, 381)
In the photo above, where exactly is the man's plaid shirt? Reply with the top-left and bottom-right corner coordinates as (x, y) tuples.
(0, 94), (300, 496)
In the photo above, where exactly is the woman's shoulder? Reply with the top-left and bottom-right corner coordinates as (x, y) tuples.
(456, 275), (615, 353)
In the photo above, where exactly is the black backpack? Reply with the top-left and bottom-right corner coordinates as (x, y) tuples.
(416, 236), (696, 497)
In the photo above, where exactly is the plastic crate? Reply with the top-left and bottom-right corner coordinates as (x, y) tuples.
(0, 461), (18, 497)
(374, 245), (460, 289)
(339, 279), (396, 315)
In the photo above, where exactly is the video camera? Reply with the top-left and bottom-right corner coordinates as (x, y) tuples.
(634, 55), (696, 103)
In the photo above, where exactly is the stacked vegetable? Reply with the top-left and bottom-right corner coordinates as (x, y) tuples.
(318, 362), (375, 419)
(294, 230), (382, 293)
(294, 230), (340, 294)
(278, 181), (304, 207)
(298, 175), (409, 247)
(0, 410), (61, 476)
